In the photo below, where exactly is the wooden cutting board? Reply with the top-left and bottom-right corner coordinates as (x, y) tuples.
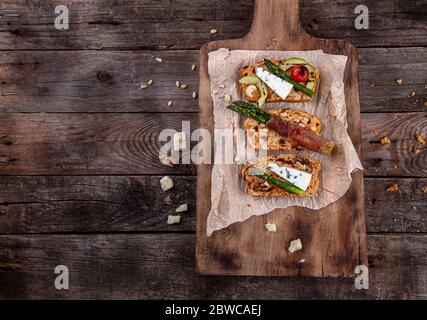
(196, 0), (367, 277)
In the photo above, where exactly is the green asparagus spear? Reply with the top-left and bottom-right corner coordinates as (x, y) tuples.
(264, 59), (315, 97)
(254, 170), (305, 195)
(227, 101), (271, 123)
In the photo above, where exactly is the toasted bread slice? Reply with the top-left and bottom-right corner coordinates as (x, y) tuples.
(239, 59), (319, 103)
(244, 108), (322, 151)
(241, 154), (321, 197)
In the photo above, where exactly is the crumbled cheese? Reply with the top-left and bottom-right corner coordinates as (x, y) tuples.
(264, 223), (277, 233)
(176, 203), (188, 213)
(140, 84), (148, 90)
(173, 132), (187, 151)
(160, 176), (174, 191)
(395, 79), (402, 84)
(192, 91), (197, 99)
(191, 64), (197, 71)
(147, 79), (154, 86)
(210, 29), (218, 34)
(180, 84), (188, 89)
(155, 57), (163, 63)
(288, 239), (302, 253)
(298, 258), (306, 263)
(224, 94), (231, 102)
(167, 215), (181, 224)
(212, 90), (218, 95)
(176, 80), (180, 88)
(167, 100), (173, 107)
(219, 84), (225, 89)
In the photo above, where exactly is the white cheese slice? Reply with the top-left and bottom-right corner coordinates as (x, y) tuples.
(267, 162), (312, 191)
(255, 67), (293, 99)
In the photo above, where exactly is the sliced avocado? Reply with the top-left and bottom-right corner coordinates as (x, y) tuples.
(239, 75), (268, 108)
(280, 57), (317, 92)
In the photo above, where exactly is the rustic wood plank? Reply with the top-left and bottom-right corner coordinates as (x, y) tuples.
(0, 176), (196, 233)
(0, 176), (425, 234)
(0, 234), (425, 299)
(0, 0), (425, 50)
(0, 112), (426, 176)
(358, 47), (427, 112)
(361, 112), (427, 177)
(365, 178), (427, 233)
(1, 47), (426, 113)
(0, 51), (200, 113)
(0, 113), (197, 175)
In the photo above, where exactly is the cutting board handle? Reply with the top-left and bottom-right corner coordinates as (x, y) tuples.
(246, 0), (310, 46)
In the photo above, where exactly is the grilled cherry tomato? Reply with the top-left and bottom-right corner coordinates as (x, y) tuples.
(290, 65), (309, 83)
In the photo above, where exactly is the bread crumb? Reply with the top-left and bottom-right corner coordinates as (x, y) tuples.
(264, 223), (277, 233)
(210, 29), (218, 34)
(386, 184), (399, 192)
(155, 57), (163, 63)
(224, 94), (231, 102)
(160, 176), (174, 191)
(147, 79), (154, 86)
(422, 186), (427, 193)
(298, 259), (306, 263)
(380, 136), (391, 145)
(192, 91), (197, 99)
(395, 79), (402, 84)
(140, 84), (148, 90)
(415, 134), (426, 145)
(180, 84), (188, 89)
(288, 239), (302, 253)
(219, 84), (225, 89)
(176, 203), (188, 213)
(167, 215), (181, 224)
(191, 64), (197, 71)
(410, 91), (416, 97)
(160, 154), (177, 167)
(175, 80), (180, 88)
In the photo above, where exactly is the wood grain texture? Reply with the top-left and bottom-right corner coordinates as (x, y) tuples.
(0, 176), (196, 233)
(1, 112), (426, 176)
(0, 176), (425, 234)
(0, 234), (425, 299)
(0, 0), (425, 50)
(196, 0), (366, 277)
(1, 47), (426, 113)
(362, 112), (427, 177)
(0, 113), (197, 175)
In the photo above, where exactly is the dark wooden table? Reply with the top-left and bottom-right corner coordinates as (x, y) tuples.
(0, 0), (426, 299)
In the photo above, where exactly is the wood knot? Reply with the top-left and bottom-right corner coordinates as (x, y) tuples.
(97, 71), (113, 82)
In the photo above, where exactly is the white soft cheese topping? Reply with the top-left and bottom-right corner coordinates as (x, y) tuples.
(255, 67), (293, 99)
(267, 162), (312, 191)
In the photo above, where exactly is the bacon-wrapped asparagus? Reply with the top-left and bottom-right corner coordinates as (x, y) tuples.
(227, 101), (335, 155)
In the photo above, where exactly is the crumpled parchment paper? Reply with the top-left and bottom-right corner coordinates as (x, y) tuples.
(206, 48), (363, 236)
